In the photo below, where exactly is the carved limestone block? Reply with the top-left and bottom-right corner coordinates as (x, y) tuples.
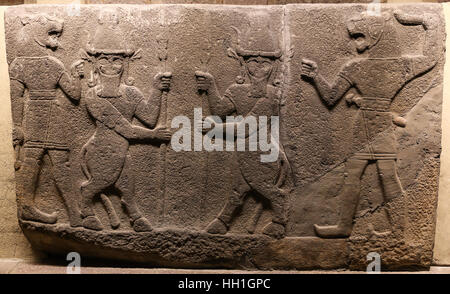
(5, 3), (445, 270)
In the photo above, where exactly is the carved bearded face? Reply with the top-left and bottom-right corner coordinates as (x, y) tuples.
(245, 56), (274, 80)
(95, 54), (124, 76)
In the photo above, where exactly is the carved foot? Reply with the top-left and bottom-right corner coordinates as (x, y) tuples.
(132, 217), (152, 232)
(262, 222), (285, 239)
(82, 216), (103, 231)
(21, 205), (57, 224)
(206, 218), (228, 235)
(69, 214), (83, 228)
(368, 224), (392, 239)
(314, 224), (352, 238)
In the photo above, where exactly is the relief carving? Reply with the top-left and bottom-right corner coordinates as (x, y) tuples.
(301, 10), (439, 239)
(5, 5), (444, 270)
(79, 12), (172, 231)
(10, 14), (84, 226)
(196, 22), (292, 239)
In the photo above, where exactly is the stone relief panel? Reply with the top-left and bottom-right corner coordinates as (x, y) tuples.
(5, 4), (445, 270)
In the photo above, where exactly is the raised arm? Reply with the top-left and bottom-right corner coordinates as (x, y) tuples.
(58, 60), (84, 102)
(134, 72), (172, 128)
(394, 11), (439, 76)
(195, 71), (235, 118)
(301, 59), (352, 108)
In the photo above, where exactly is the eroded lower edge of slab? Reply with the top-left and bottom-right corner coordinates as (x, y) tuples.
(19, 220), (349, 270)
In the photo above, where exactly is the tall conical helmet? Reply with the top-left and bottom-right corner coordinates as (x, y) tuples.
(234, 18), (281, 58)
(86, 11), (134, 56)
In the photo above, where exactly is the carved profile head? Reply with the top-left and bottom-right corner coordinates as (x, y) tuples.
(346, 11), (392, 54)
(20, 14), (64, 51)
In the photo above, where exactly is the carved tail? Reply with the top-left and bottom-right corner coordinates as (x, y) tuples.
(80, 136), (93, 183)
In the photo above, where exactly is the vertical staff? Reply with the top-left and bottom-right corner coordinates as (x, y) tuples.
(157, 34), (169, 222)
(199, 40), (212, 220)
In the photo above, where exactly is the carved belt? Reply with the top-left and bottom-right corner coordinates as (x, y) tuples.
(354, 152), (397, 160)
(359, 97), (391, 112)
(29, 90), (57, 100)
(24, 141), (69, 150)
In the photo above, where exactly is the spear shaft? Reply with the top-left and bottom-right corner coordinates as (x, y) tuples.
(200, 41), (212, 220)
(157, 35), (169, 222)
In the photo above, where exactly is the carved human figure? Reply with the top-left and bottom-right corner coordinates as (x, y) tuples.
(195, 26), (291, 239)
(79, 13), (172, 231)
(301, 11), (439, 238)
(10, 14), (84, 226)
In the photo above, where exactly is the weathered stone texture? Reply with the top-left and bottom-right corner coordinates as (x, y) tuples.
(4, 3), (445, 270)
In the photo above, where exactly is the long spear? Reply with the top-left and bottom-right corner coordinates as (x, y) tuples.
(200, 39), (212, 220)
(157, 32), (169, 222)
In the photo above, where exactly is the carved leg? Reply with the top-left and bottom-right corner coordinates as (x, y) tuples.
(377, 159), (403, 201)
(314, 158), (369, 238)
(206, 191), (245, 234)
(251, 183), (287, 239)
(115, 154), (152, 232)
(371, 159), (405, 239)
(80, 178), (109, 231)
(206, 171), (251, 235)
(17, 147), (57, 224)
(48, 150), (82, 227)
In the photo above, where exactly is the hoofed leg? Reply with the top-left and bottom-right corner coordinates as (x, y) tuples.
(255, 185), (288, 239)
(206, 171), (251, 235)
(115, 154), (152, 232)
(80, 178), (109, 231)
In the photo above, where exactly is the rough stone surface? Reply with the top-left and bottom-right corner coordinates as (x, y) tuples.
(0, 6), (38, 261)
(4, 3), (445, 270)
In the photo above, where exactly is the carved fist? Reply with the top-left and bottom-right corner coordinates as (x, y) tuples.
(153, 72), (172, 92)
(14, 159), (22, 171)
(301, 59), (318, 79)
(195, 71), (215, 92)
(153, 127), (172, 142)
(12, 126), (24, 146)
(393, 115), (407, 128)
(394, 11), (437, 30)
(71, 60), (85, 78)
(345, 93), (362, 107)
(422, 13), (438, 31)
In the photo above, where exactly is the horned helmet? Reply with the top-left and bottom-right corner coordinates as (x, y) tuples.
(83, 11), (140, 91)
(228, 20), (282, 85)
